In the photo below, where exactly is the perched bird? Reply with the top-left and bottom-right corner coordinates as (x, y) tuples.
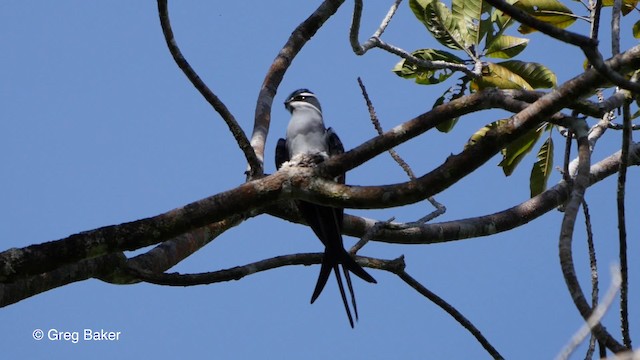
(275, 89), (377, 327)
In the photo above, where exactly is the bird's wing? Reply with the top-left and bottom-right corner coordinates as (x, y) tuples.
(277, 130), (375, 327)
(275, 138), (289, 170)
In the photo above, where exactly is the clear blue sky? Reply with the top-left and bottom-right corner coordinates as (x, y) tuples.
(1, 2), (638, 359)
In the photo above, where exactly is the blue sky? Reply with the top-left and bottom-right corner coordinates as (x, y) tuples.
(1, 1), (638, 359)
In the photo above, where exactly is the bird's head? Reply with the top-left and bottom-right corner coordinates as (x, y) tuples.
(284, 89), (322, 114)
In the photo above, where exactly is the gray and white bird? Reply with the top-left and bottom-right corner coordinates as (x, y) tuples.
(275, 89), (377, 327)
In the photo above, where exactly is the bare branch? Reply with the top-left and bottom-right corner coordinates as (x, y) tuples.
(349, 217), (395, 254)
(582, 46), (640, 93)
(558, 127), (626, 352)
(611, 0), (622, 56)
(617, 103), (632, 348)
(349, 0), (478, 78)
(0, 253), (125, 307)
(0, 171), (288, 282)
(156, 0), (261, 176)
(394, 270), (504, 360)
(583, 199), (601, 360)
(125, 253), (399, 286)
(102, 215), (245, 285)
(250, 0), (346, 176)
(556, 266), (622, 360)
(341, 142), (640, 245)
(357, 76), (446, 224)
(349, 0), (401, 55)
(483, 0), (596, 47)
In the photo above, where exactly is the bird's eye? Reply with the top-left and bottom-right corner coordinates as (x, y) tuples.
(295, 95), (306, 101)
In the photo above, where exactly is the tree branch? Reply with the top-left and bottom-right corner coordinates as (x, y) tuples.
(156, 0), (261, 176)
(393, 270), (504, 359)
(250, 0), (346, 176)
(0, 253), (125, 307)
(558, 127), (626, 352)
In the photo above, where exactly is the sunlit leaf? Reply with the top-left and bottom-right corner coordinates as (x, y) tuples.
(472, 62), (533, 90)
(475, 60), (556, 89)
(412, 0), (465, 50)
(530, 136), (554, 197)
(499, 125), (544, 176)
(485, 35), (529, 59)
(392, 49), (464, 85)
(410, 0), (431, 23)
(509, 0), (577, 34)
(633, 20), (640, 39)
(452, 0), (483, 47)
(502, 60), (556, 88)
(466, 119), (508, 149)
(485, 7), (512, 48)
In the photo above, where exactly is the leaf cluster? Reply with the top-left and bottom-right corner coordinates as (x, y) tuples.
(393, 0), (589, 196)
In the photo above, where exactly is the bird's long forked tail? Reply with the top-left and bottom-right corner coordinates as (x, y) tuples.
(310, 249), (377, 327)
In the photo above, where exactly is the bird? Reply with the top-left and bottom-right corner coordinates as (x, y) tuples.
(275, 88), (377, 327)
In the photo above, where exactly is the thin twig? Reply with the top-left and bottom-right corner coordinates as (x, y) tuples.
(357, 77), (446, 223)
(350, 0), (401, 54)
(349, 0), (478, 78)
(395, 270), (504, 360)
(156, 0), (261, 176)
(617, 102), (632, 348)
(556, 266), (622, 360)
(483, 0), (596, 47)
(583, 199), (600, 360)
(349, 217), (395, 254)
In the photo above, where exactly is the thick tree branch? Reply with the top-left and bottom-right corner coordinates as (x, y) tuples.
(102, 215), (246, 285)
(0, 253), (125, 307)
(0, 172), (287, 282)
(250, 0), (345, 176)
(156, 0), (261, 176)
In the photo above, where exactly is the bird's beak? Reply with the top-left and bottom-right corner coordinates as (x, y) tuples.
(284, 99), (292, 112)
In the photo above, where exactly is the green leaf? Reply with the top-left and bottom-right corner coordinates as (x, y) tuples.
(466, 119), (508, 149)
(416, 0), (466, 50)
(410, 0), (431, 25)
(392, 49), (464, 85)
(451, 0), (483, 48)
(500, 60), (556, 88)
(472, 62), (533, 90)
(633, 20), (640, 39)
(530, 136), (554, 197)
(512, 0), (577, 34)
(485, 35), (529, 59)
(498, 125), (544, 176)
(473, 61), (556, 90)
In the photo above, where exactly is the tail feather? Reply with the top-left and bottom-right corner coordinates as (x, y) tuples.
(333, 265), (355, 328)
(341, 251), (377, 284)
(310, 254), (332, 304)
(310, 248), (376, 327)
(342, 266), (358, 322)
